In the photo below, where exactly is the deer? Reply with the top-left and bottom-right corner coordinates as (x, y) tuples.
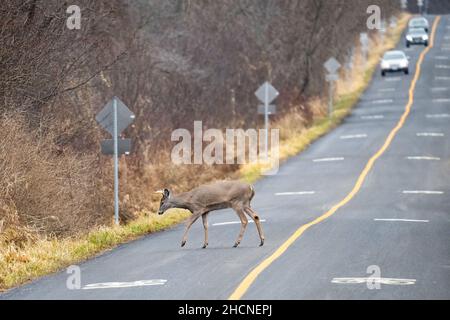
(155, 180), (265, 249)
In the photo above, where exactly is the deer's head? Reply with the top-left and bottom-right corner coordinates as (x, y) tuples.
(156, 189), (172, 215)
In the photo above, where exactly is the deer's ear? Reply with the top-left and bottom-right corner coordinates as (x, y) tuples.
(163, 189), (170, 198)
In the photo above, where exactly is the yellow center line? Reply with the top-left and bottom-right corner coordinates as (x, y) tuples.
(229, 16), (441, 300)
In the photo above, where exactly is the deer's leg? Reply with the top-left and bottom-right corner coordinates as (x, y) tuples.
(233, 207), (248, 248)
(181, 215), (199, 247)
(201, 213), (209, 249)
(244, 206), (265, 247)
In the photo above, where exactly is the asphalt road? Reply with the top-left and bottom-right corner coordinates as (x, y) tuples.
(2, 15), (449, 300)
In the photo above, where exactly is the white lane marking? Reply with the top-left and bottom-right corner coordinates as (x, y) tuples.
(432, 98), (450, 103)
(331, 277), (416, 285)
(435, 76), (450, 80)
(378, 88), (395, 92)
(435, 56), (450, 60)
(416, 132), (445, 137)
(374, 218), (429, 223)
(340, 134), (367, 140)
(431, 87), (449, 91)
(313, 157), (345, 163)
(406, 156), (441, 161)
(275, 191), (315, 196)
(435, 64), (450, 69)
(441, 48), (450, 51)
(372, 99), (393, 104)
(361, 115), (384, 120)
(384, 77), (401, 82)
(82, 279), (167, 290)
(212, 220), (266, 226)
(426, 114), (450, 118)
(402, 190), (444, 195)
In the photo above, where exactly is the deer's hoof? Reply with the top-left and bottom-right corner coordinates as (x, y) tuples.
(259, 239), (265, 247)
(202, 243), (208, 249)
(233, 242), (240, 248)
(181, 241), (186, 247)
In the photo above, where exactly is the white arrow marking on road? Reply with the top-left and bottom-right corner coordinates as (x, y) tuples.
(372, 99), (394, 104)
(275, 191), (316, 196)
(361, 115), (384, 120)
(406, 156), (441, 161)
(402, 190), (444, 195)
(340, 134), (367, 140)
(416, 132), (445, 137)
(374, 218), (429, 223)
(331, 277), (416, 285)
(313, 157), (345, 163)
(212, 220), (266, 227)
(82, 279), (167, 290)
(426, 114), (450, 118)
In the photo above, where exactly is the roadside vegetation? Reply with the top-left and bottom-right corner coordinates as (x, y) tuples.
(1, 0), (407, 291)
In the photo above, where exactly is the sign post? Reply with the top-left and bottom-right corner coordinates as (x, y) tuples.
(324, 57), (341, 119)
(96, 96), (135, 225)
(255, 82), (279, 158)
(360, 33), (369, 68)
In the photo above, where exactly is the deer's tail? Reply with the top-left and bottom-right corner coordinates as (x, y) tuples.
(249, 184), (255, 202)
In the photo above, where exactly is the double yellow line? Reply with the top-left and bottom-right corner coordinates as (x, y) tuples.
(229, 16), (441, 300)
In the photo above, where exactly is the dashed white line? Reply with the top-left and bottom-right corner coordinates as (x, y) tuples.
(378, 88), (395, 92)
(402, 190), (444, 195)
(361, 115), (384, 120)
(82, 279), (167, 290)
(331, 277), (416, 285)
(372, 99), (394, 104)
(435, 56), (450, 60)
(416, 132), (445, 137)
(406, 156), (441, 161)
(374, 218), (429, 223)
(340, 134), (367, 140)
(313, 157), (345, 163)
(435, 64), (450, 69)
(435, 76), (450, 80)
(212, 220), (266, 226)
(275, 191), (316, 196)
(384, 77), (401, 82)
(431, 87), (449, 91)
(426, 114), (450, 118)
(432, 98), (450, 103)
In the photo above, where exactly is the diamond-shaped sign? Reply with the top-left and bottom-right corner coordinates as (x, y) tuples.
(324, 57), (341, 74)
(255, 82), (279, 104)
(96, 97), (135, 136)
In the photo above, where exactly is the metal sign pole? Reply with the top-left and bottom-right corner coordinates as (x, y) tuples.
(328, 81), (333, 119)
(264, 85), (269, 158)
(113, 97), (119, 225)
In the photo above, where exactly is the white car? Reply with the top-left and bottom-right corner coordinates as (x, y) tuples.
(380, 50), (410, 77)
(408, 17), (429, 33)
(406, 28), (429, 47)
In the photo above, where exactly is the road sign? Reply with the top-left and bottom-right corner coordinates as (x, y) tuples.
(400, 0), (408, 10)
(96, 96), (135, 226)
(255, 82), (279, 104)
(101, 139), (132, 155)
(255, 82), (279, 158)
(258, 105), (276, 115)
(324, 57), (341, 74)
(360, 33), (369, 47)
(418, 0), (423, 7)
(326, 74), (339, 82)
(390, 17), (398, 28)
(96, 97), (135, 136)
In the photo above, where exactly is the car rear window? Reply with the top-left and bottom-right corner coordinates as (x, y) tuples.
(384, 52), (405, 60)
